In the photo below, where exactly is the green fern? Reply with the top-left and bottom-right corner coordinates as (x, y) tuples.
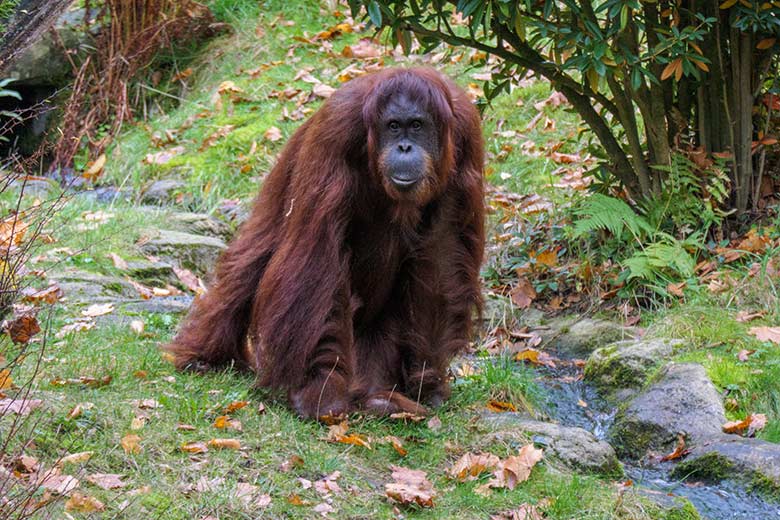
(572, 193), (652, 240)
(622, 233), (697, 282)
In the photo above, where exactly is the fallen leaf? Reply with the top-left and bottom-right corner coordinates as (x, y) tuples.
(427, 416), (442, 430)
(194, 476), (225, 493)
(510, 278), (536, 309)
(660, 433), (690, 462)
(121, 434), (142, 454)
(383, 435), (407, 456)
(448, 452), (501, 481)
(5, 314), (40, 344)
(491, 503), (545, 520)
(736, 310), (764, 323)
(181, 441), (208, 453)
(515, 348), (557, 368)
(313, 83), (336, 98)
(208, 438), (241, 450)
(65, 492), (104, 512)
(38, 471), (79, 495)
(0, 397), (43, 416)
(59, 451), (93, 466)
(14, 454), (39, 473)
(233, 482), (272, 507)
(723, 413), (767, 436)
(385, 465), (435, 508)
(51, 375), (111, 388)
(313, 502), (335, 516)
(486, 400), (517, 413)
(83, 154), (107, 181)
(86, 473), (126, 490)
(737, 349), (756, 362)
(66, 402), (93, 420)
(487, 445), (543, 490)
(22, 284), (63, 305)
(214, 415), (243, 431)
(314, 471), (341, 496)
(749, 326), (780, 344)
(0, 369), (12, 389)
(81, 303), (115, 317)
(287, 493), (305, 506)
(224, 400), (249, 413)
(264, 126), (283, 142)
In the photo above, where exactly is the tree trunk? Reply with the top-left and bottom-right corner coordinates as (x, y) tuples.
(0, 0), (72, 73)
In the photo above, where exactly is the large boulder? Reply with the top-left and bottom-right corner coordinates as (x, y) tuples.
(609, 363), (726, 459)
(585, 338), (682, 396)
(482, 413), (622, 476)
(671, 436), (780, 492)
(139, 180), (186, 205)
(51, 269), (137, 304)
(168, 212), (233, 241)
(138, 229), (226, 276)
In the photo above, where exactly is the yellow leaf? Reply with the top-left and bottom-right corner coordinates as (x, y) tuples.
(83, 154), (106, 180)
(757, 38), (776, 50)
(181, 441), (208, 453)
(719, 0), (738, 7)
(120, 434), (141, 454)
(0, 369), (13, 389)
(208, 438), (241, 450)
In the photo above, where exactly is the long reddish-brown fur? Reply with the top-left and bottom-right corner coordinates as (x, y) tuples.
(165, 67), (485, 418)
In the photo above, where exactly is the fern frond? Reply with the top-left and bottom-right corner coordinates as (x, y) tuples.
(573, 194), (651, 240)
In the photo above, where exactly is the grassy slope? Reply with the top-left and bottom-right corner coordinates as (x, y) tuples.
(7, 0), (776, 518)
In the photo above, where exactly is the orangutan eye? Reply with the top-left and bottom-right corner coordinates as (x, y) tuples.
(388, 121), (400, 131)
(411, 120), (422, 130)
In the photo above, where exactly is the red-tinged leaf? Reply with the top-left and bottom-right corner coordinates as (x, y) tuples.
(660, 434), (690, 462)
(224, 400), (249, 413)
(5, 314), (40, 344)
(488, 445), (544, 490)
(723, 413), (768, 436)
(181, 441), (208, 453)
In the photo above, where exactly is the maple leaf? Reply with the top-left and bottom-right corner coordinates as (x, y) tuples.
(487, 445), (543, 491)
(448, 452), (501, 481)
(5, 314), (40, 344)
(510, 278), (536, 309)
(723, 414), (767, 436)
(749, 327), (780, 344)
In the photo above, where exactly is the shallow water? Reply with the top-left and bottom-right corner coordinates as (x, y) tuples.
(533, 346), (780, 520)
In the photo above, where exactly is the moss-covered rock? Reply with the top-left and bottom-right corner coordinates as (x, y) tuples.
(137, 229), (226, 276)
(585, 338), (682, 393)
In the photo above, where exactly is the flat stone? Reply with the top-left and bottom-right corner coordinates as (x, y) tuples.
(51, 269), (136, 304)
(126, 259), (176, 285)
(482, 413), (622, 476)
(168, 212), (233, 241)
(542, 317), (635, 358)
(140, 180), (186, 205)
(672, 436), (780, 489)
(120, 296), (192, 315)
(609, 363), (726, 460)
(585, 338), (682, 392)
(138, 229), (226, 275)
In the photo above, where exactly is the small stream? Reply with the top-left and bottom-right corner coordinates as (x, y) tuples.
(531, 349), (780, 520)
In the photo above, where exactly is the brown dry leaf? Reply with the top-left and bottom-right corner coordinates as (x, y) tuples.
(736, 311), (765, 323)
(143, 146), (185, 165)
(173, 266), (205, 294)
(313, 83), (336, 98)
(510, 278), (536, 309)
(264, 126), (283, 142)
(737, 349), (756, 362)
(383, 435), (408, 456)
(667, 281), (686, 297)
(121, 434), (142, 454)
(214, 415), (243, 431)
(127, 278), (154, 299)
(233, 482), (272, 508)
(181, 441), (208, 453)
(486, 400), (517, 413)
(313, 502), (335, 516)
(83, 154), (107, 181)
(200, 125), (235, 150)
(749, 326), (780, 344)
(0, 369), (12, 390)
(59, 451), (93, 466)
(55, 318), (95, 338)
(208, 438), (242, 450)
(51, 375), (111, 388)
(427, 416), (442, 430)
(5, 314), (40, 344)
(22, 284), (63, 305)
(133, 399), (161, 410)
(723, 413), (768, 436)
(660, 433), (690, 462)
(384, 465), (435, 508)
(107, 252), (128, 269)
(448, 452), (501, 481)
(515, 348), (557, 369)
(314, 471), (342, 496)
(389, 411), (427, 422)
(86, 473), (126, 490)
(489, 445), (544, 490)
(38, 470), (79, 495)
(65, 491), (104, 513)
(287, 494), (305, 506)
(66, 402), (93, 420)
(279, 454), (305, 472)
(81, 303), (114, 317)
(491, 503), (545, 520)
(224, 400), (249, 413)
(14, 454), (39, 473)
(334, 433), (372, 449)
(130, 320), (145, 334)
(0, 397), (43, 416)
(130, 416), (146, 430)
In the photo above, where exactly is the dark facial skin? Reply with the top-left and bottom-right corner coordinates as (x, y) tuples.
(377, 95), (440, 193)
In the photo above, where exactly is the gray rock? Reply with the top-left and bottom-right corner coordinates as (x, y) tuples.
(482, 413), (622, 476)
(138, 229), (226, 275)
(542, 317), (634, 358)
(168, 212), (233, 241)
(9, 177), (56, 197)
(6, 8), (97, 86)
(76, 186), (134, 204)
(120, 296), (193, 315)
(140, 179), (186, 205)
(126, 260), (176, 285)
(609, 363), (726, 459)
(672, 436), (780, 489)
(51, 269), (137, 304)
(585, 338), (682, 392)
